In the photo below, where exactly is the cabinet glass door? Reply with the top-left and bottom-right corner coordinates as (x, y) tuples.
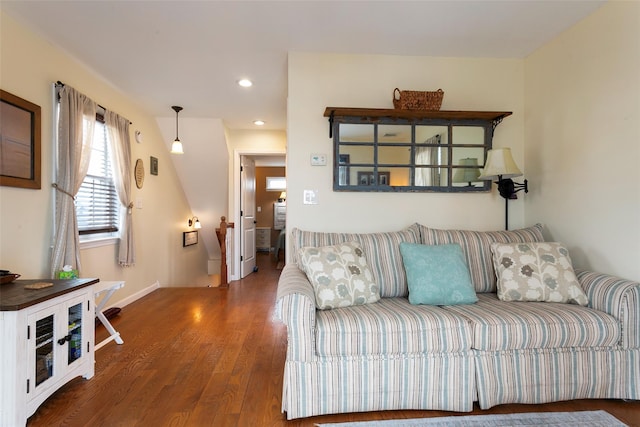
(34, 314), (54, 387)
(67, 302), (83, 364)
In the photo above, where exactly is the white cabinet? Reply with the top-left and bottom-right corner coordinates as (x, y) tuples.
(256, 227), (271, 251)
(274, 202), (286, 230)
(0, 280), (95, 427)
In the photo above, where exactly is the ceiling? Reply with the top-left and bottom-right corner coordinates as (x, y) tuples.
(1, 0), (605, 131)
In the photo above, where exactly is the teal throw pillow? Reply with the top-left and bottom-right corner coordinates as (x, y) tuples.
(399, 243), (478, 305)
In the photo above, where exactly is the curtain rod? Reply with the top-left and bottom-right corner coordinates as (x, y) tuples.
(56, 81), (133, 125)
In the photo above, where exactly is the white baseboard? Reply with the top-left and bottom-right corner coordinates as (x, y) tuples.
(107, 280), (159, 309)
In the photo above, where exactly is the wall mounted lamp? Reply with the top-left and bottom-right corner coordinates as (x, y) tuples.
(478, 148), (528, 230)
(188, 216), (202, 229)
(170, 105), (184, 154)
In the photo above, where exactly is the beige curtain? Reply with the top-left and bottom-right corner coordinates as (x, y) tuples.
(50, 85), (97, 277)
(415, 146), (441, 186)
(415, 133), (443, 186)
(105, 111), (135, 266)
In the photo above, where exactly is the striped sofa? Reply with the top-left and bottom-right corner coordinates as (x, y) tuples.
(276, 223), (640, 419)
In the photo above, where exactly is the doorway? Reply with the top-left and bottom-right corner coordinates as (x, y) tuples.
(234, 152), (285, 281)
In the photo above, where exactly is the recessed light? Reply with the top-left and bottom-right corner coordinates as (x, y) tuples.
(253, 120), (265, 126)
(238, 79), (253, 87)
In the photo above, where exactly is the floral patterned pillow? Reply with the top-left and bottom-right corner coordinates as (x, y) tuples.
(298, 241), (380, 310)
(491, 242), (588, 305)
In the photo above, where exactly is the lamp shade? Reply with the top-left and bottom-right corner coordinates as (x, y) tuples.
(278, 191), (286, 201)
(453, 158), (481, 183)
(170, 139), (184, 154)
(478, 148), (522, 180)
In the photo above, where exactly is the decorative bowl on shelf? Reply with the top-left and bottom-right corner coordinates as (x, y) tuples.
(0, 273), (20, 284)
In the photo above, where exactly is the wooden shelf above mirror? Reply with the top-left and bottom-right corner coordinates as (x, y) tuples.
(323, 107), (512, 122)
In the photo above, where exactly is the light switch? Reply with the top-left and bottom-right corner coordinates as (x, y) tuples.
(257, 206), (262, 213)
(303, 189), (318, 205)
(310, 153), (327, 166)
(135, 197), (143, 209)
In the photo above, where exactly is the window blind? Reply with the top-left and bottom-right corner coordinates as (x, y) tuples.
(75, 121), (119, 235)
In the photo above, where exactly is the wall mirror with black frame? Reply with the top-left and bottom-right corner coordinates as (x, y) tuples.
(325, 108), (512, 193)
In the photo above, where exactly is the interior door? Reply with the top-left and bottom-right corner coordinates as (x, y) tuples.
(240, 156), (256, 278)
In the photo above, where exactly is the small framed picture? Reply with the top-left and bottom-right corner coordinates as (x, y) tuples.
(357, 171), (390, 186)
(150, 156), (158, 176)
(183, 230), (198, 247)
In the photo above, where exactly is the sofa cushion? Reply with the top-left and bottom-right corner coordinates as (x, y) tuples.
(400, 243), (478, 306)
(491, 242), (589, 305)
(291, 224), (421, 297)
(315, 297), (473, 357)
(298, 241), (380, 310)
(443, 293), (620, 351)
(419, 223), (545, 293)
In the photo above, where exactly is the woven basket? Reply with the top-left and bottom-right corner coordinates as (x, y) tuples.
(393, 88), (444, 110)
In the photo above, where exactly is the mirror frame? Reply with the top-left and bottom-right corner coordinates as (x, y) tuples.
(326, 108), (511, 193)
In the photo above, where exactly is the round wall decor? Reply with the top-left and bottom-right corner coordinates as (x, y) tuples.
(134, 158), (144, 189)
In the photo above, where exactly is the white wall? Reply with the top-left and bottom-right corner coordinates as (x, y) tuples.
(524, 1), (640, 281)
(287, 53), (526, 239)
(0, 11), (211, 305)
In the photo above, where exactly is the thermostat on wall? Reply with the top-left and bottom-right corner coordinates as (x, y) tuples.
(310, 153), (327, 166)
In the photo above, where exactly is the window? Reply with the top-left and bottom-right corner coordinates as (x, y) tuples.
(265, 176), (286, 191)
(75, 119), (120, 238)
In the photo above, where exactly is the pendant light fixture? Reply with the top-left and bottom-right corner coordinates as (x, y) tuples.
(170, 105), (184, 154)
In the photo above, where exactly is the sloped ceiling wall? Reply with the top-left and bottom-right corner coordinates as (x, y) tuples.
(156, 117), (229, 269)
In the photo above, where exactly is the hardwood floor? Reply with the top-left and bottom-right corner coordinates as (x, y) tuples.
(28, 253), (639, 426)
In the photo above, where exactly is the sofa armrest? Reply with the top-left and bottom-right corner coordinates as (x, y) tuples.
(576, 269), (640, 348)
(275, 263), (317, 362)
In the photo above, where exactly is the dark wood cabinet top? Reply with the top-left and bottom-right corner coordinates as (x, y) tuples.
(0, 278), (99, 311)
